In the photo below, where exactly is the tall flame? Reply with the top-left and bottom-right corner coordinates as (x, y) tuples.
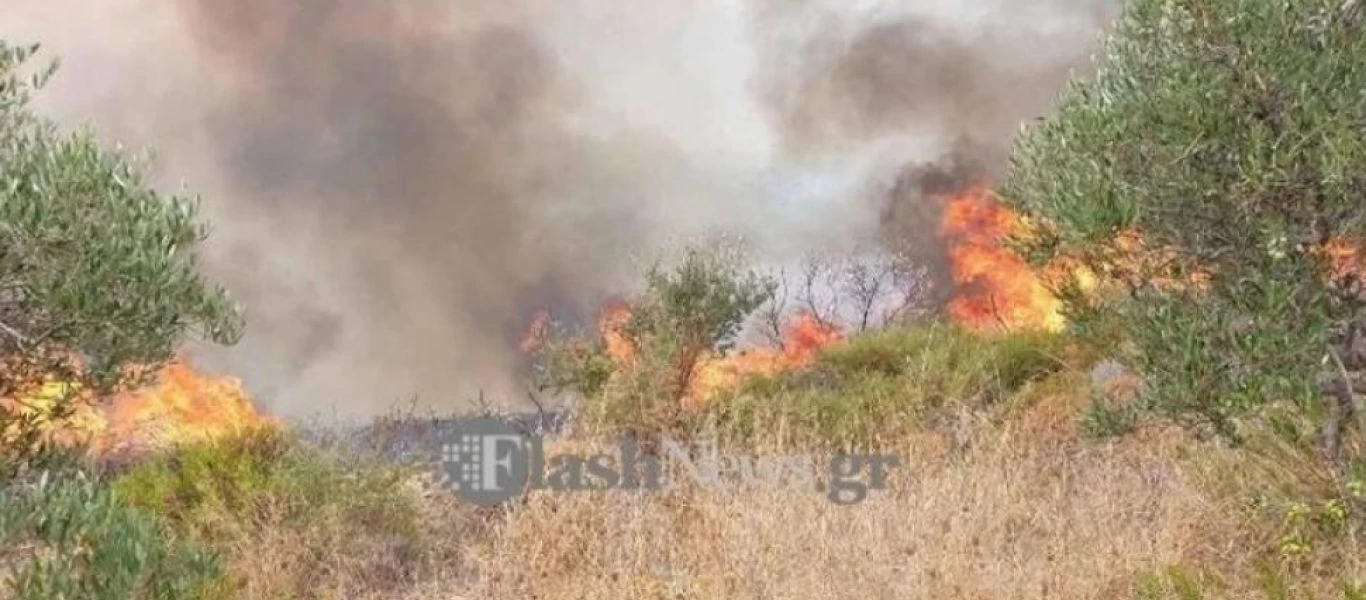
(599, 301), (637, 366)
(522, 188), (1358, 410)
(938, 185), (1356, 334)
(939, 185), (1066, 333)
(2, 359), (274, 455)
(95, 361), (274, 454)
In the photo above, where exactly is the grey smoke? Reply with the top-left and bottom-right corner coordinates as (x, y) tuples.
(3, 0), (1116, 419)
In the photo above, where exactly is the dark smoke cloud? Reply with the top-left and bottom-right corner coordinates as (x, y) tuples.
(751, 0), (1119, 297)
(175, 1), (627, 414)
(5, 0), (1115, 419)
(754, 0), (1117, 153)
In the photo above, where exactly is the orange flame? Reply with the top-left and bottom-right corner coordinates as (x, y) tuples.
(519, 309), (551, 354)
(525, 304), (843, 409)
(1324, 237), (1365, 283)
(684, 311), (842, 408)
(2, 359), (274, 455)
(598, 301), (637, 366)
(94, 361), (275, 454)
(937, 185), (1357, 333)
(939, 185), (1065, 333)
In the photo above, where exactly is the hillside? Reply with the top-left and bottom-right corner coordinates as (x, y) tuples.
(2, 0), (1365, 599)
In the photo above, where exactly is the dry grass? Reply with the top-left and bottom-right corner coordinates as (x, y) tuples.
(6, 376), (1358, 598)
(107, 430), (486, 600)
(451, 422), (1254, 600)
(377, 365), (1361, 599)
(12, 347), (1350, 598)
(217, 472), (486, 600)
(208, 491), (469, 599)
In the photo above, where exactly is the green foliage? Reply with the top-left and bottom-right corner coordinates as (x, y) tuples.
(111, 429), (434, 598)
(1132, 564), (1225, 600)
(0, 41), (242, 382)
(1132, 561), (1366, 600)
(624, 246), (777, 375)
(1003, 1), (1366, 443)
(0, 40), (242, 474)
(711, 323), (1069, 448)
(0, 467), (224, 600)
(531, 324), (617, 400)
(1080, 399), (1141, 439)
(1276, 498), (1352, 562)
(1107, 281), (1331, 442)
(537, 246), (776, 436)
(1008, 0), (1366, 252)
(113, 429), (290, 524)
(537, 246), (1068, 445)
(112, 429), (414, 545)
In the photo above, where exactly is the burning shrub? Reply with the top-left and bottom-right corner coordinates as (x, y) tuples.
(0, 41), (243, 471)
(534, 246), (777, 436)
(1003, 0), (1366, 464)
(528, 244), (970, 440)
(752, 250), (931, 340)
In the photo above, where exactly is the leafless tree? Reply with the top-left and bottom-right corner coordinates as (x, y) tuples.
(754, 249), (935, 341)
(756, 266), (791, 350)
(841, 250), (932, 332)
(798, 255), (842, 329)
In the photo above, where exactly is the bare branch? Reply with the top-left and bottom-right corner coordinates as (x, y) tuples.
(756, 267), (790, 349)
(798, 255), (839, 329)
(884, 260), (933, 326)
(1322, 321), (1362, 470)
(841, 258), (887, 333)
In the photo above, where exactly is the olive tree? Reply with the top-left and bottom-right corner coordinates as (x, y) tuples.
(0, 42), (243, 461)
(1003, 1), (1365, 466)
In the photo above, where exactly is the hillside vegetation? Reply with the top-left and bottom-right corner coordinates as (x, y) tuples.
(1, 0), (1364, 598)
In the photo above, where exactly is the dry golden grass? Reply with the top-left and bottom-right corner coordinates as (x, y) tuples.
(78, 370), (1358, 599)
(447, 421), (1257, 600)
(204, 467), (497, 600)
(344, 367), (1357, 599)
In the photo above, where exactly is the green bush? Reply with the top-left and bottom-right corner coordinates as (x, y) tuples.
(710, 323), (1070, 448)
(1131, 561), (1366, 600)
(535, 246), (1071, 446)
(0, 467), (224, 600)
(112, 429), (414, 546)
(1002, 0), (1366, 454)
(110, 429), (445, 598)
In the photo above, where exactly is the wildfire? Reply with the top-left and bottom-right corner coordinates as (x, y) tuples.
(937, 185), (1361, 334)
(1324, 237), (1365, 283)
(939, 184), (1066, 333)
(523, 303), (844, 408)
(2, 359), (274, 456)
(525, 183), (1074, 408)
(519, 309), (552, 354)
(95, 361), (274, 454)
(683, 311), (842, 408)
(599, 301), (637, 366)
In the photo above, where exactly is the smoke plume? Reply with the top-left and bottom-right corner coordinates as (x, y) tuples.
(4, 0), (1116, 419)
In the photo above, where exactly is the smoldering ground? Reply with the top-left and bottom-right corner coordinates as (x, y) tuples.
(3, 0), (1116, 419)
